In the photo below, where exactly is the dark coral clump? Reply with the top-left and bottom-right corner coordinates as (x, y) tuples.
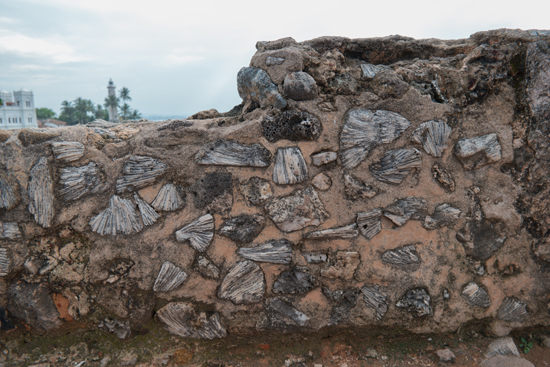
(261, 111), (321, 142)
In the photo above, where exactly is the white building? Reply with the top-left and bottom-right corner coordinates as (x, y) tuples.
(0, 89), (38, 129)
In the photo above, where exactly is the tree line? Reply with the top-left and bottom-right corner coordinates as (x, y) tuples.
(36, 87), (141, 125)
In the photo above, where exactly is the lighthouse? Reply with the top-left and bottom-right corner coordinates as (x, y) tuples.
(107, 79), (118, 122)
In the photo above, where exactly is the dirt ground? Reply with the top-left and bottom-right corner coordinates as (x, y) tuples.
(1, 320), (549, 367)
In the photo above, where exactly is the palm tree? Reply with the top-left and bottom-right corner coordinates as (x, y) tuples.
(104, 94), (119, 121)
(74, 97), (94, 124)
(94, 104), (108, 120)
(119, 87), (132, 105)
(120, 103), (131, 120)
(129, 109), (142, 120)
(60, 100), (76, 125)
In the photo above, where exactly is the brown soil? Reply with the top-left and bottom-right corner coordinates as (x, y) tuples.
(1, 321), (548, 366)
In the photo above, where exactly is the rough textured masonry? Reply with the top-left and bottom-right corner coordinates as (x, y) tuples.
(1, 29), (550, 340)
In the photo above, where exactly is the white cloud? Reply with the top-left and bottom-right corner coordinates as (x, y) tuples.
(0, 30), (87, 63)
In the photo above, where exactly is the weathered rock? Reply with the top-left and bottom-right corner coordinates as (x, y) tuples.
(240, 177), (273, 206)
(273, 267), (315, 294)
(411, 120), (452, 157)
(302, 253), (327, 264)
(151, 183), (185, 211)
(312, 173), (332, 191)
(360, 63), (391, 79)
(219, 214), (266, 244)
(262, 111), (321, 142)
(191, 172), (232, 210)
(0, 171), (20, 210)
(0, 248), (10, 276)
(273, 147), (308, 185)
(323, 288), (359, 326)
(497, 297), (528, 322)
(90, 195), (142, 235)
(383, 197), (428, 226)
(218, 260), (265, 304)
(237, 66), (287, 109)
(361, 285), (389, 320)
(238, 239), (292, 264)
(432, 164), (455, 192)
(485, 337), (520, 358)
(370, 69), (410, 99)
(157, 302), (226, 339)
(370, 148), (422, 184)
(396, 288), (432, 318)
(195, 139), (272, 167)
(175, 214), (214, 252)
(454, 134), (502, 170)
(457, 219), (507, 261)
(480, 355), (534, 367)
(59, 162), (107, 201)
(251, 44), (303, 84)
(133, 193), (160, 226)
(116, 156), (168, 193)
(28, 157), (54, 228)
(343, 173), (377, 200)
(0, 221), (21, 240)
(8, 281), (61, 331)
(462, 282), (491, 308)
(265, 186), (329, 232)
(51, 141), (85, 162)
(189, 108), (220, 119)
(258, 297), (310, 330)
(102, 318), (131, 339)
(320, 251), (360, 280)
(436, 348), (456, 362)
(195, 256), (220, 279)
(382, 244), (420, 266)
(153, 261), (188, 293)
(422, 204), (461, 230)
(339, 108), (410, 169)
(283, 71), (318, 100)
(304, 223), (358, 239)
(356, 209), (382, 240)
(311, 151), (337, 166)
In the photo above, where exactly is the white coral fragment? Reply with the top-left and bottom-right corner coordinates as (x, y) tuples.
(0, 247), (10, 276)
(153, 261), (188, 292)
(59, 162), (107, 201)
(116, 156), (168, 193)
(411, 120), (452, 157)
(51, 141), (85, 162)
(356, 209), (382, 240)
(273, 147), (308, 185)
(218, 260), (265, 304)
(134, 193), (160, 226)
(90, 195), (143, 235)
(157, 302), (226, 339)
(370, 148), (422, 184)
(28, 157), (55, 228)
(0, 221), (21, 240)
(304, 223), (358, 239)
(339, 108), (410, 169)
(175, 214), (214, 252)
(195, 139), (272, 167)
(0, 172), (20, 210)
(151, 183), (184, 211)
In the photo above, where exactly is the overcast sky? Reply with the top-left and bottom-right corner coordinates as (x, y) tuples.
(1, 0), (549, 119)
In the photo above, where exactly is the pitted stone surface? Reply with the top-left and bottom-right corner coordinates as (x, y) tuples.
(0, 30), (549, 340)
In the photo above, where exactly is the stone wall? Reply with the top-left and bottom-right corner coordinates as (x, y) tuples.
(1, 29), (550, 340)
